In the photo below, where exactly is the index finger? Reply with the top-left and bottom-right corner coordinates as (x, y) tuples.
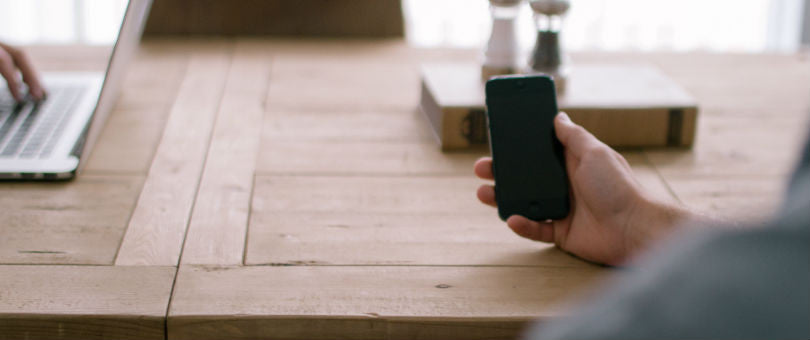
(0, 43), (44, 100)
(474, 157), (494, 180)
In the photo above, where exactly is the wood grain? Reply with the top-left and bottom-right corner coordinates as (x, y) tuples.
(645, 116), (807, 178)
(115, 45), (232, 266)
(0, 265), (175, 340)
(642, 53), (810, 114)
(0, 176), (143, 265)
(180, 43), (270, 265)
(658, 176), (786, 219)
(168, 265), (607, 340)
(266, 51), (420, 112)
(246, 154), (673, 266)
(4, 41), (807, 339)
(82, 50), (188, 173)
(257, 142), (483, 175)
(641, 53), (810, 219)
(82, 107), (173, 174)
(242, 39), (479, 113)
(252, 176), (492, 215)
(261, 109), (435, 143)
(112, 40), (193, 111)
(246, 211), (589, 267)
(255, 141), (676, 187)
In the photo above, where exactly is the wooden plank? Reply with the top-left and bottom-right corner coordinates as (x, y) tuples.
(115, 46), (232, 266)
(240, 39), (418, 64)
(144, 0), (404, 37)
(180, 43), (270, 265)
(0, 176), (143, 265)
(20, 43), (189, 175)
(641, 53), (810, 115)
(246, 157), (673, 266)
(246, 211), (590, 267)
(257, 142), (482, 175)
(168, 265), (607, 340)
(169, 317), (528, 340)
(638, 54), (809, 216)
(261, 110), (435, 143)
(252, 176), (492, 215)
(82, 107), (175, 174)
(241, 40), (490, 114)
(171, 316), (388, 340)
(0, 265), (175, 340)
(635, 53), (810, 218)
(658, 176), (785, 219)
(82, 46), (188, 173)
(256, 128), (673, 199)
(386, 320), (528, 340)
(106, 41), (191, 111)
(646, 116), (807, 178)
(256, 141), (677, 192)
(266, 52), (419, 112)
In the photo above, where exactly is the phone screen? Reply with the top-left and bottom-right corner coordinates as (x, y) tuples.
(485, 75), (569, 221)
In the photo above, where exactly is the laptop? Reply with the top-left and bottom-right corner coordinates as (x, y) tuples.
(0, 0), (152, 180)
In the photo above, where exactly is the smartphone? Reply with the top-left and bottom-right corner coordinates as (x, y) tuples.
(485, 75), (570, 221)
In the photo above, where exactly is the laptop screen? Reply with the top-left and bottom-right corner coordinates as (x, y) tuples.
(76, 0), (153, 171)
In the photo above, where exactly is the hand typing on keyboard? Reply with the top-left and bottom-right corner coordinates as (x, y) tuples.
(0, 42), (46, 102)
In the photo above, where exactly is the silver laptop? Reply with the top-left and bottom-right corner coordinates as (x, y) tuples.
(0, 0), (152, 180)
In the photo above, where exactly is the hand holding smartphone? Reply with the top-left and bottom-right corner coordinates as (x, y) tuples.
(485, 75), (570, 221)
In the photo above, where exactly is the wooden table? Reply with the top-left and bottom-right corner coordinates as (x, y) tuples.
(1, 39), (808, 340)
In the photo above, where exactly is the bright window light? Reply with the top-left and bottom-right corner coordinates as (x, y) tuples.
(403, 0), (806, 53)
(0, 0), (127, 45)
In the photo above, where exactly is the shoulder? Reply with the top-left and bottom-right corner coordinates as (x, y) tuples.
(527, 225), (809, 340)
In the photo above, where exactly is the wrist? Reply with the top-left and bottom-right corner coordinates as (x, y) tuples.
(624, 196), (693, 261)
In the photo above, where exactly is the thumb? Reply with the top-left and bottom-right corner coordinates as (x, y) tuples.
(555, 111), (575, 130)
(554, 112), (601, 159)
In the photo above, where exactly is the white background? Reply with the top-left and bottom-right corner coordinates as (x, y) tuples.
(0, 0), (805, 53)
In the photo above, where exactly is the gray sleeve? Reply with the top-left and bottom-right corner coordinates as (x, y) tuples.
(526, 225), (810, 340)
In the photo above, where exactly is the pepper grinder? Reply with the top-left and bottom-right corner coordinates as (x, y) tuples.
(528, 0), (570, 94)
(481, 0), (524, 81)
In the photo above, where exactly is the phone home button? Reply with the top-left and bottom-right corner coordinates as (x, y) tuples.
(529, 201), (541, 213)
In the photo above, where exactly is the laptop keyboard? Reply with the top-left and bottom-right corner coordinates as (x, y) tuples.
(0, 86), (85, 159)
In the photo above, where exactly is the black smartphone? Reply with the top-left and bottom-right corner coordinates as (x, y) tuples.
(485, 75), (569, 221)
